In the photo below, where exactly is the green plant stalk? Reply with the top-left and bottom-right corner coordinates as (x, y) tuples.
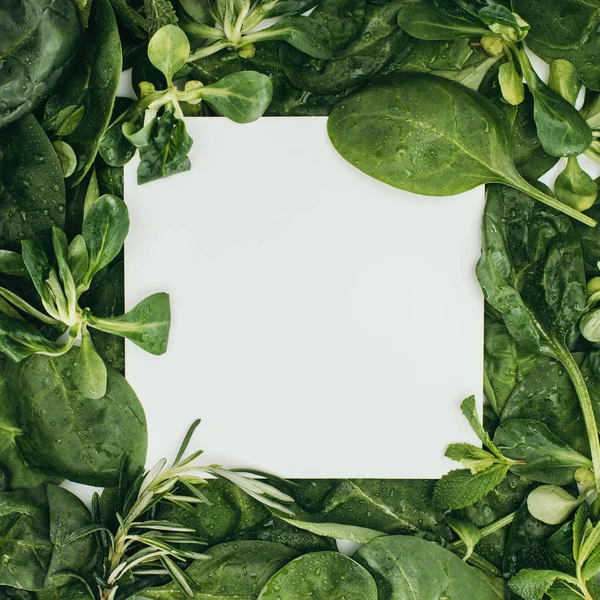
(189, 39), (234, 61)
(576, 564), (594, 600)
(557, 348), (600, 492)
(450, 511), (517, 553)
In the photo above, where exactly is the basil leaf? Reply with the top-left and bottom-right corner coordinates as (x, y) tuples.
(11, 351), (147, 486)
(145, 541), (300, 599)
(84, 291), (171, 355)
(258, 553), (377, 600)
(200, 71), (273, 123)
(43, 0), (122, 185)
(0, 0), (83, 129)
(355, 536), (502, 600)
(0, 115), (66, 246)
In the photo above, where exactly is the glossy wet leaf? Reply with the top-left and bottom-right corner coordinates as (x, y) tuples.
(310, 0), (366, 52)
(328, 74), (591, 224)
(512, 0), (600, 91)
(43, 0), (122, 185)
(476, 184), (586, 359)
(258, 552), (378, 600)
(0, 115), (66, 245)
(509, 568), (581, 600)
(499, 62), (525, 105)
(148, 24), (191, 83)
(0, 358), (61, 490)
(548, 59), (582, 105)
(11, 350), (147, 486)
(554, 157), (597, 212)
(0, 315), (64, 362)
(200, 71), (274, 123)
(81, 194), (129, 287)
(0, 0), (83, 129)
(85, 291), (170, 355)
(355, 535), (502, 600)
(494, 419), (592, 485)
(280, 4), (409, 95)
(573, 202), (600, 279)
(136, 110), (193, 184)
(397, 0), (487, 40)
(145, 541), (300, 599)
(0, 484), (95, 591)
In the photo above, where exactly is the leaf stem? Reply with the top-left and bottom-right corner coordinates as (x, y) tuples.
(558, 348), (600, 492)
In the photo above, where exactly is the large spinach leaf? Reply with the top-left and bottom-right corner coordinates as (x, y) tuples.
(512, 0), (600, 91)
(279, 3), (408, 95)
(327, 74), (594, 225)
(573, 203), (600, 279)
(10, 350), (147, 486)
(43, 0), (122, 186)
(0, 484), (96, 592)
(145, 541), (299, 599)
(258, 552), (378, 600)
(0, 0), (84, 129)
(0, 358), (60, 490)
(355, 535), (503, 600)
(0, 115), (65, 246)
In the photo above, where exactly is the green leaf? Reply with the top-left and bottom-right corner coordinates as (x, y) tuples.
(447, 518), (482, 561)
(516, 49), (593, 158)
(67, 235), (89, 286)
(71, 330), (107, 400)
(85, 292), (170, 355)
(0, 0), (83, 129)
(0, 314), (64, 362)
(527, 486), (582, 526)
(248, 16), (333, 60)
(144, 0), (178, 34)
(280, 518), (384, 543)
(43, 0), (122, 185)
(98, 101), (146, 167)
(509, 569), (581, 600)
(434, 464), (510, 510)
(144, 541), (300, 599)
(476, 184), (586, 359)
(461, 395), (503, 457)
(11, 350), (147, 486)
(445, 443), (497, 473)
(0, 252), (27, 278)
(355, 536), (502, 600)
(327, 74), (592, 225)
(81, 194), (130, 287)
(512, 0), (600, 92)
(51, 227), (77, 320)
(52, 141), (77, 178)
(555, 157), (597, 213)
(200, 71), (273, 123)
(257, 0), (321, 19)
(257, 553), (378, 600)
(279, 3), (408, 96)
(136, 110), (194, 184)
(0, 115), (66, 245)
(397, 0), (488, 40)
(494, 419), (592, 485)
(549, 59), (582, 105)
(499, 62), (525, 106)
(478, 5), (530, 43)
(148, 25), (191, 83)
(0, 484), (95, 592)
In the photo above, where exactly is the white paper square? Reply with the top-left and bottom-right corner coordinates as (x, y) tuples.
(124, 117), (484, 478)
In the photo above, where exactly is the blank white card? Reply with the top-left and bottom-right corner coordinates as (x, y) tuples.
(124, 117), (484, 479)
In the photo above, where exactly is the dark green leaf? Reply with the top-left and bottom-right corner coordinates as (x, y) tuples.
(144, 0), (178, 34)
(0, 314), (64, 362)
(11, 350), (147, 486)
(0, 115), (66, 245)
(494, 419), (592, 485)
(144, 541), (300, 599)
(554, 157), (597, 212)
(43, 0), (122, 185)
(0, 0), (83, 129)
(71, 330), (108, 399)
(509, 569), (580, 600)
(355, 536), (502, 600)
(258, 553), (377, 600)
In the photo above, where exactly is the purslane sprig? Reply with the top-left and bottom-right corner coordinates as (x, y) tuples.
(64, 420), (295, 600)
(0, 194), (171, 399)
